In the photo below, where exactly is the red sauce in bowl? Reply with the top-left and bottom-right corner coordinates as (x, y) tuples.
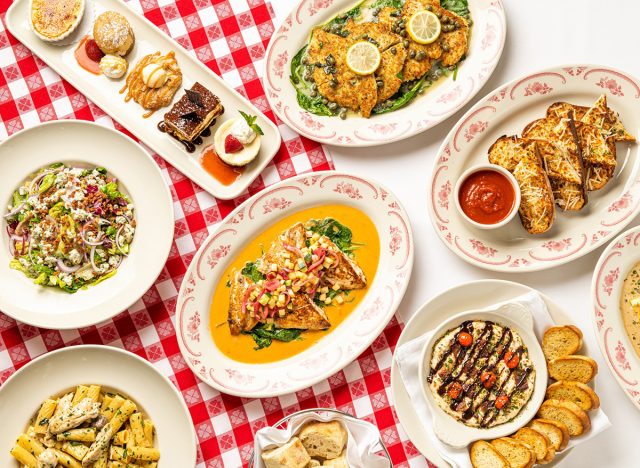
(200, 145), (243, 186)
(459, 170), (516, 225)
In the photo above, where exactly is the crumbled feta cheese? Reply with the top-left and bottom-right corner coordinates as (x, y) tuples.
(18, 186), (28, 196)
(70, 168), (83, 176)
(108, 255), (121, 267)
(122, 224), (135, 243)
(97, 263), (109, 274)
(43, 228), (53, 239)
(44, 256), (57, 266)
(32, 226), (43, 239)
(71, 208), (91, 222)
(115, 216), (127, 225)
(73, 191), (84, 201)
(19, 258), (29, 268)
(77, 268), (94, 281)
(59, 273), (72, 286)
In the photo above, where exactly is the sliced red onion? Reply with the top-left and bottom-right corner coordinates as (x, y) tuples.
(28, 169), (60, 195)
(115, 225), (128, 256)
(3, 201), (25, 219)
(326, 249), (340, 268)
(56, 258), (81, 273)
(97, 218), (111, 225)
(90, 245), (99, 271)
(284, 243), (303, 258)
(81, 222), (104, 246)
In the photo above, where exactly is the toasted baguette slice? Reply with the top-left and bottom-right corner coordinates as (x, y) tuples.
(576, 122), (617, 168)
(513, 427), (555, 464)
(552, 180), (586, 211)
(470, 441), (509, 468)
(512, 144), (555, 234)
(488, 135), (526, 171)
(585, 162), (615, 191)
(548, 355), (598, 383)
(490, 438), (535, 468)
(546, 381), (600, 410)
(542, 326), (583, 360)
(537, 399), (591, 436)
(528, 419), (570, 451)
(582, 94), (635, 142)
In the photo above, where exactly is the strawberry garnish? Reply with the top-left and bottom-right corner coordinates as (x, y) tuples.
(85, 39), (105, 62)
(224, 134), (244, 153)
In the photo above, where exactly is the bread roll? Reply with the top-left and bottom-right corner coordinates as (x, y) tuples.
(299, 421), (347, 460)
(322, 449), (348, 467)
(261, 437), (311, 468)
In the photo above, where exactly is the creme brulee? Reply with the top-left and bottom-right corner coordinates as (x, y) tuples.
(210, 204), (380, 364)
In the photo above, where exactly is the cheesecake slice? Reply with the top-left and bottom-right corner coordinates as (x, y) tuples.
(163, 82), (224, 143)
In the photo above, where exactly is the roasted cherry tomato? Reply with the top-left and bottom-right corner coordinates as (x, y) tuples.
(495, 395), (509, 409)
(447, 382), (463, 400)
(480, 371), (497, 389)
(503, 351), (520, 369)
(458, 332), (473, 347)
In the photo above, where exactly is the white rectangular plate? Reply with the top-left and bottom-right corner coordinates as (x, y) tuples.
(5, 0), (281, 200)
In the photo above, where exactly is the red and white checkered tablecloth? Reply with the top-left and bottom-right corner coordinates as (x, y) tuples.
(0, 0), (430, 466)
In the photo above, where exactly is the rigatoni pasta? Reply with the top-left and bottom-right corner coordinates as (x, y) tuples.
(10, 384), (159, 467)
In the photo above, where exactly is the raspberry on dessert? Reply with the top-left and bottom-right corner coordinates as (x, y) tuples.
(85, 39), (105, 62)
(224, 134), (244, 153)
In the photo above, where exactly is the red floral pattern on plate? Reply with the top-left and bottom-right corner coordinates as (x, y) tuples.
(334, 182), (362, 199)
(438, 181), (452, 210)
(263, 197), (291, 213)
(524, 81), (552, 96)
(542, 239), (571, 252)
(597, 77), (624, 96)
(603, 268), (620, 296)
(464, 120), (488, 142)
(469, 239), (497, 257)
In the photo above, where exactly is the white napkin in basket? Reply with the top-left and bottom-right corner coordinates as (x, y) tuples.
(394, 292), (611, 468)
(253, 411), (389, 468)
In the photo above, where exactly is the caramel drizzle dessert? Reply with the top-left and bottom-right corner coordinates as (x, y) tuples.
(120, 51), (182, 118)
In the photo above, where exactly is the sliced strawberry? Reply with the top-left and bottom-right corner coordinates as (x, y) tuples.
(85, 39), (105, 62)
(224, 134), (244, 153)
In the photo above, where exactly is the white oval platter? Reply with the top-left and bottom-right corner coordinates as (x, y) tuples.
(0, 121), (174, 329)
(264, 0), (506, 146)
(175, 171), (414, 397)
(391, 279), (583, 467)
(428, 64), (640, 272)
(0, 345), (196, 467)
(592, 225), (640, 412)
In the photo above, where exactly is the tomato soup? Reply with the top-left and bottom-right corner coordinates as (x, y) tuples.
(459, 170), (516, 224)
(210, 204), (380, 364)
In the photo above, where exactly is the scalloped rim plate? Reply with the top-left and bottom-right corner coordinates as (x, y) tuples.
(0, 345), (197, 467)
(263, 0), (506, 146)
(428, 64), (640, 272)
(175, 171), (414, 397)
(591, 225), (640, 412)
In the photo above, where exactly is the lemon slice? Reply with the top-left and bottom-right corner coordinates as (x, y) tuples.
(407, 10), (441, 44)
(346, 41), (381, 75)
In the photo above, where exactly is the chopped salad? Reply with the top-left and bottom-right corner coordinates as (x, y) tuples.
(4, 163), (135, 293)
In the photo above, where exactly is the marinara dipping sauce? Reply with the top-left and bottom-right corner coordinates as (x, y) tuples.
(458, 169), (516, 225)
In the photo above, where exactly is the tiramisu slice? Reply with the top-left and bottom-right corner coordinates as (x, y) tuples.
(161, 82), (224, 152)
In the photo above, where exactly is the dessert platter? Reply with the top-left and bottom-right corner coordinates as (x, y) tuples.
(0, 120), (173, 329)
(429, 64), (640, 272)
(592, 225), (640, 412)
(264, 0), (506, 146)
(5, 0), (281, 200)
(392, 280), (606, 467)
(0, 345), (196, 467)
(175, 171), (414, 397)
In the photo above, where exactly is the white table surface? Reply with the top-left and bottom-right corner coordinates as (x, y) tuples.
(270, 0), (640, 466)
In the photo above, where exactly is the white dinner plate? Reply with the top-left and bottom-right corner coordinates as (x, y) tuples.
(264, 0), (506, 146)
(5, 0), (281, 200)
(428, 64), (640, 272)
(175, 171), (414, 397)
(591, 225), (640, 411)
(391, 279), (582, 467)
(0, 345), (196, 467)
(0, 120), (173, 329)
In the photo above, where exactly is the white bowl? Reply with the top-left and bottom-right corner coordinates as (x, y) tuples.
(0, 345), (197, 467)
(418, 303), (547, 448)
(29, 0), (86, 43)
(453, 164), (521, 230)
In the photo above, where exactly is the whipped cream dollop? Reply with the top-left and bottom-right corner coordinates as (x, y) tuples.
(99, 55), (128, 79)
(230, 118), (256, 145)
(142, 63), (167, 88)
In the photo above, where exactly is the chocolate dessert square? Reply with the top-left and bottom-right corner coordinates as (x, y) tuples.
(163, 82), (224, 142)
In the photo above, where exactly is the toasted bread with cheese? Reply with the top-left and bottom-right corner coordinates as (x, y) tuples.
(512, 145), (556, 234)
(542, 325), (583, 360)
(546, 381), (600, 411)
(527, 419), (570, 452)
(547, 101), (588, 121)
(582, 94), (635, 142)
(537, 400), (591, 436)
(470, 441), (510, 468)
(548, 355), (598, 383)
(488, 135), (525, 171)
(576, 122), (617, 168)
(490, 438), (535, 468)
